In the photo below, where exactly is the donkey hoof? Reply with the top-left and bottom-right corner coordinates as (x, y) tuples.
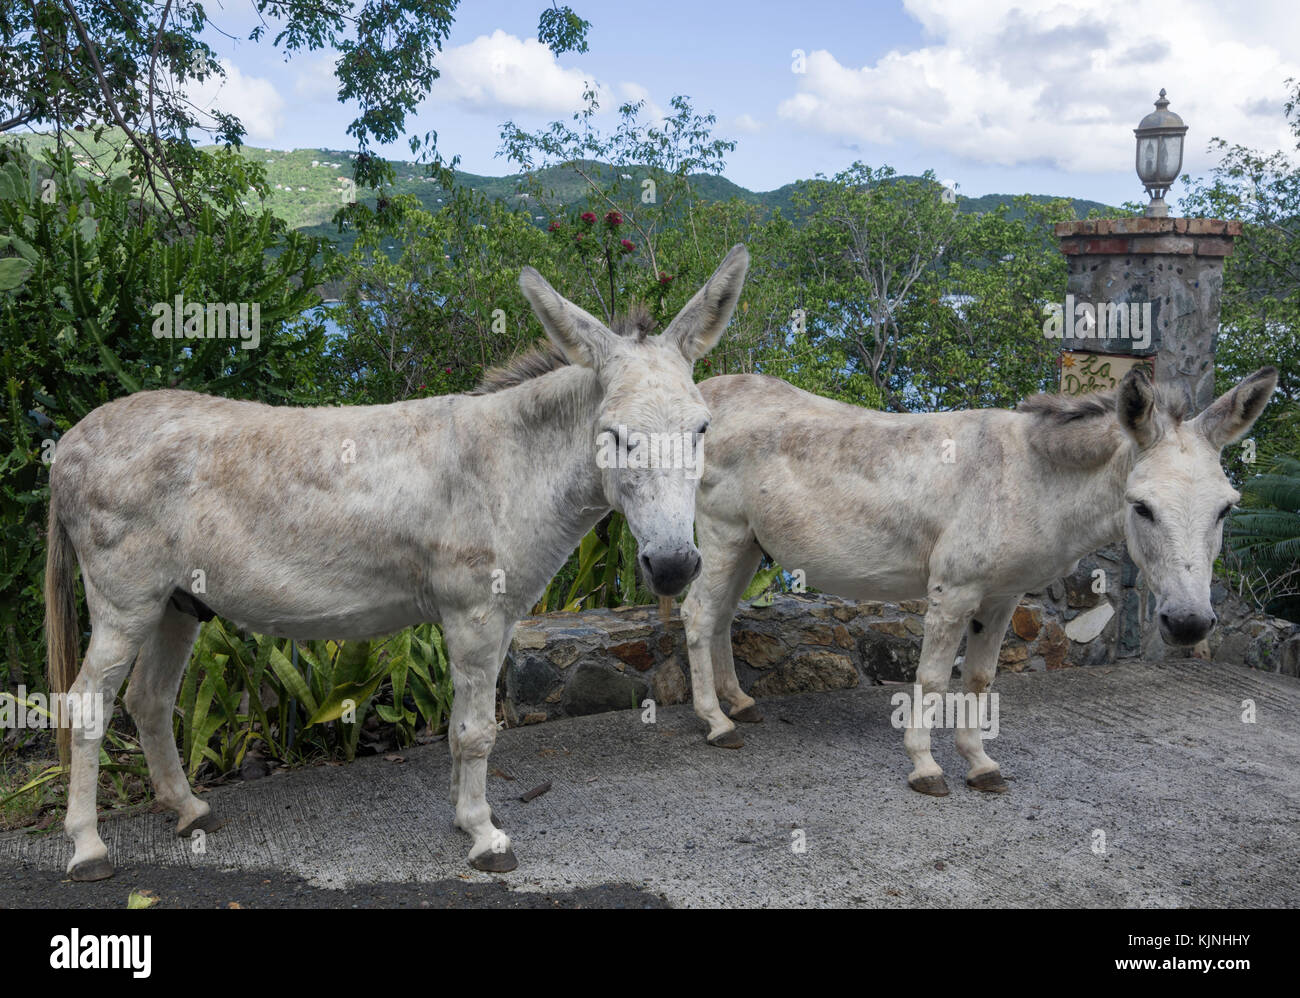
(470, 848), (518, 873)
(966, 771), (1009, 794)
(177, 811), (224, 838)
(908, 775), (951, 797)
(69, 857), (115, 882)
(731, 705), (764, 724)
(708, 728), (745, 749)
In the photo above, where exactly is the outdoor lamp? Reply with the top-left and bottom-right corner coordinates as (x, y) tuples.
(1134, 89), (1188, 217)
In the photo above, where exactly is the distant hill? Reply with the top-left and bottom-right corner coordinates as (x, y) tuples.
(6, 131), (1116, 253)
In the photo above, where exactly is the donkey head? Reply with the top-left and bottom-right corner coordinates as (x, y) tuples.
(518, 244), (750, 596)
(1117, 365), (1277, 646)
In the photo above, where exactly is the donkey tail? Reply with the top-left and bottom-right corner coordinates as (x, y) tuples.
(45, 492), (80, 766)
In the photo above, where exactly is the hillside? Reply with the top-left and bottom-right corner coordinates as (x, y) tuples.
(5, 131), (1115, 253)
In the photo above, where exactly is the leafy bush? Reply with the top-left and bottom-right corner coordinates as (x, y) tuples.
(1228, 451), (1300, 623)
(0, 143), (333, 691)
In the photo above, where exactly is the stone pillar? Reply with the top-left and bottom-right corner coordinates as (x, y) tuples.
(1052, 216), (1240, 660)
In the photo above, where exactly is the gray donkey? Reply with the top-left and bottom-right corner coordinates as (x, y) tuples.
(676, 364), (1277, 796)
(45, 245), (749, 880)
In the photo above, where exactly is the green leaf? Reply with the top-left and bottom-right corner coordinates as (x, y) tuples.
(0, 257), (33, 292)
(306, 673), (386, 726)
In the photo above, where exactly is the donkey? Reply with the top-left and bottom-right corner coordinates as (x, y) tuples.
(44, 245), (750, 880)
(676, 364), (1277, 795)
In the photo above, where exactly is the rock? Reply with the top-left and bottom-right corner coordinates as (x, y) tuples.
(1037, 621), (1070, 670)
(513, 628), (547, 650)
(651, 656), (690, 706)
(507, 655), (560, 705)
(860, 630), (920, 683)
(562, 663), (648, 716)
(1011, 604), (1042, 641)
(833, 606), (860, 622)
(1118, 589), (1143, 658)
(898, 600), (929, 614)
(521, 712), (548, 725)
(998, 644), (1029, 665)
(1065, 603), (1114, 644)
(547, 642), (582, 668)
(804, 625), (836, 646)
(903, 617), (925, 637)
(752, 651), (858, 696)
(731, 629), (785, 668)
(240, 754), (269, 781)
(609, 640), (655, 671)
(869, 619), (911, 639)
(1064, 559), (1105, 608)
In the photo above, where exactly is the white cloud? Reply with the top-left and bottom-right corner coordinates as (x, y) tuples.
(189, 60), (285, 143)
(777, 0), (1300, 172)
(616, 82), (667, 125)
(432, 29), (606, 114)
(734, 113), (763, 133)
(293, 55), (341, 101)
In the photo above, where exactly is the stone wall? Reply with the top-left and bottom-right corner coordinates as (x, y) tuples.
(501, 585), (1300, 724)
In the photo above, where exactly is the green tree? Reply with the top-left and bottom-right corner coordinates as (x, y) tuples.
(787, 164), (963, 410)
(327, 189), (557, 402)
(894, 197), (1073, 410)
(1181, 78), (1300, 475)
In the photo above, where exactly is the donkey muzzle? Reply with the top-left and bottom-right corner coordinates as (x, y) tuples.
(1158, 607), (1217, 646)
(639, 546), (702, 597)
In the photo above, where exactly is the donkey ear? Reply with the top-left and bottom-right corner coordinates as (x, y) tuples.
(1116, 365), (1159, 449)
(519, 267), (613, 369)
(663, 244), (750, 362)
(1193, 366), (1278, 449)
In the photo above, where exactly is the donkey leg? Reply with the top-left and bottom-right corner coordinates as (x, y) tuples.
(709, 543), (764, 723)
(681, 520), (757, 747)
(124, 606), (218, 836)
(443, 614), (515, 872)
(65, 626), (143, 881)
(954, 596), (1018, 793)
(448, 627), (511, 828)
(904, 585), (979, 797)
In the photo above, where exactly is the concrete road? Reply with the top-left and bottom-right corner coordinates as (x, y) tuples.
(3, 659), (1298, 908)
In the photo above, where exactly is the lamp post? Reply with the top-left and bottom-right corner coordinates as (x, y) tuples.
(1134, 88), (1188, 218)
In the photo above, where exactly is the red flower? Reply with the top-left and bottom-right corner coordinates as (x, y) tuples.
(658, 272), (673, 285)
(575, 232), (585, 243)
(547, 220), (561, 232)
(580, 211), (597, 224)
(604, 210), (623, 228)
(444, 367), (451, 374)
(619, 239), (635, 253)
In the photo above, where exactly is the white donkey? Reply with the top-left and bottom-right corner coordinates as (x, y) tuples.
(45, 245), (749, 880)
(677, 365), (1277, 795)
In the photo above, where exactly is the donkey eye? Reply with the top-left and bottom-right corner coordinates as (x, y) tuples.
(1133, 501), (1155, 521)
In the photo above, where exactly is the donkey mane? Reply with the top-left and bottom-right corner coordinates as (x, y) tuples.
(471, 303), (657, 395)
(1017, 384), (1190, 467)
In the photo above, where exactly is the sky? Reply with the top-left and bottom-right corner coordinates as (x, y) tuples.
(190, 0), (1300, 206)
